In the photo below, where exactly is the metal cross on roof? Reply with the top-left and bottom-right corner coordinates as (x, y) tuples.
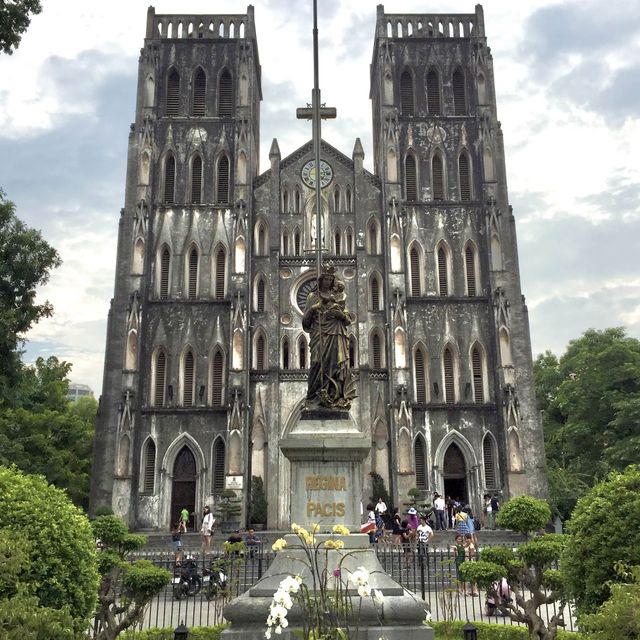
(296, 0), (337, 280)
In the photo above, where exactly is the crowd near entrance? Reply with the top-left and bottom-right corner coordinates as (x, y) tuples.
(443, 442), (468, 504)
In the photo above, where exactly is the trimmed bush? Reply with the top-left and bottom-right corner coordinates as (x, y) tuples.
(0, 465), (98, 631)
(432, 620), (584, 639)
(121, 623), (228, 640)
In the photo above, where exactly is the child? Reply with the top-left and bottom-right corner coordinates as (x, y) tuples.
(171, 521), (183, 562)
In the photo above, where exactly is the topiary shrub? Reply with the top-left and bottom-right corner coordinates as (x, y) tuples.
(496, 494), (551, 536)
(0, 465), (98, 633)
(432, 620), (584, 639)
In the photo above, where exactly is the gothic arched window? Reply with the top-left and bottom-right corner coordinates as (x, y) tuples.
(213, 245), (226, 300)
(414, 435), (427, 489)
(471, 344), (485, 403)
(426, 68), (441, 115)
(212, 438), (226, 494)
(153, 350), (166, 407)
(452, 68), (466, 115)
(443, 347), (455, 404)
(182, 350), (195, 407)
(408, 243), (423, 297)
(216, 154), (230, 204)
(143, 439), (156, 493)
(405, 153), (417, 201)
(414, 345), (428, 404)
(458, 151), (471, 202)
(218, 69), (233, 117)
(187, 245), (199, 299)
(437, 243), (450, 296)
(432, 152), (444, 201)
(192, 67), (206, 116)
(164, 154), (176, 204)
(210, 348), (224, 406)
(255, 275), (266, 312)
(159, 244), (171, 300)
(191, 155), (203, 204)
(400, 70), (414, 116)
(166, 69), (180, 116)
(282, 337), (290, 369)
(483, 433), (497, 489)
(465, 243), (477, 296)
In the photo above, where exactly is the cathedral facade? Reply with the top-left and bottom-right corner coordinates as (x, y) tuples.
(90, 5), (547, 530)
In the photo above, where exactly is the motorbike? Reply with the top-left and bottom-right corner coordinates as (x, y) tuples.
(172, 556), (202, 599)
(203, 560), (228, 600)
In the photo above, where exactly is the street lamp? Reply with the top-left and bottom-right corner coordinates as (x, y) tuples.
(462, 622), (477, 640)
(174, 622), (189, 640)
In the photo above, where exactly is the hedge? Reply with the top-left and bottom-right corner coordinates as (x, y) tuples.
(432, 620), (585, 639)
(120, 624), (228, 640)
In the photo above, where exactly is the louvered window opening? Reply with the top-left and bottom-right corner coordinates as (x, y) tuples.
(334, 231), (341, 255)
(166, 70), (180, 116)
(483, 437), (496, 489)
(294, 231), (301, 256)
(211, 350), (223, 406)
(443, 348), (455, 404)
(371, 277), (380, 311)
(213, 440), (225, 494)
(453, 69), (466, 115)
(346, 231), (353, 255)
(160, 247), (170, 300)
(256, 335), (266, 370)
(283, 191), (289, 213)
(405, 154), (417, 201)
(154, 352), (166, 406)
(256, 278), (265, 312)
(217, 155), (230, 204)
(257, 225), (266, 256)
(346, 188), (352, 212)
(372, 333), (382, 369)
(191, 156), (203, 204)
(459, 153), (471, 202)
(188, 248), (198, 299)
(183, 351), (194, 407)
(143, 440), (156, 492)
(410, 247), (421, 296)
(414, 438), (426, 489)
(415, 349), (426, 404)
(164, 156), (176, 204)
(218, 70), (233, 117)
(472, 347), (484, 402)
(334, 190), (340, 212)
(400, 71), (414, 116)
(426, 70), (441, 115)
(215, 248), (226, 300)
(438, 248), (448, 296)
(282, 232), (289, 256)
(299, 340), (307, 369)
(192, 69), (206, 116)
(432, 155), (444, 201)
(465, 246), (476, 296)
(282, 340), (290, 369)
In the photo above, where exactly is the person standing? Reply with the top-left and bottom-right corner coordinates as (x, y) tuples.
(375, 497), (387, 518)
(417, 516), (434, 556)
(434, 493), (446, 531)
(180, 506), (190, 533)
(490, 494), (501, 527)
(201, 506), (215, 551)
(464, 534), (479, 596)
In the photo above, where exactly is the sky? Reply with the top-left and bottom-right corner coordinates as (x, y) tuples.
(0, 0), (639, 395)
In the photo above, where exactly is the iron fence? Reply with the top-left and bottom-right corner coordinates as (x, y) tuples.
(89, 543), (577, 636)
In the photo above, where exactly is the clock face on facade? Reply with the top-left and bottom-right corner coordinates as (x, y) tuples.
(301, 159), (333, 189)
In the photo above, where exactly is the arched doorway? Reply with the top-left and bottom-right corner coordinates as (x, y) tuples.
(443, 442), (467, 504)
(171, 446), (196, 529)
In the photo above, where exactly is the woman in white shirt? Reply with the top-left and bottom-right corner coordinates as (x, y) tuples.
(201, 505), (215, 550)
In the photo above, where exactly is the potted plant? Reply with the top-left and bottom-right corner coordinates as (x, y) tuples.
(214, 489), (242, 532)
(248, 475), (268, 530)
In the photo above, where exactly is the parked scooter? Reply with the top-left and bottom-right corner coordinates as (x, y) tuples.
(203, 558), (228, 600)
(172, 556), (202, 599)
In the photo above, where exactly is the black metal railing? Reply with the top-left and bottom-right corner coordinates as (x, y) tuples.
(89, 543), (577, 636)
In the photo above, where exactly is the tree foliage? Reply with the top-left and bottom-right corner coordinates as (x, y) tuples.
(562, 465), (640, 617)
(0, 466), (98, 634)
(496, 495), (551, 536)
(579, 565), (640, 640)
(0, 357), (95, 508)
(0, 0), (42, 54)
(534, 328), (640, 519)
(460, 496), (568, 640)
(0, 192), (60, 404)
(248, 475), (268, 525)
(91, 515), (171, 640)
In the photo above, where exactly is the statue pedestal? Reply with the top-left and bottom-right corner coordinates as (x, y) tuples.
(279, 410), (370, 529)
(221, 534), (434, 640)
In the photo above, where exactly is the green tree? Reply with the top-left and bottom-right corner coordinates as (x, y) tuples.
(0, 192), (60, 405)
(0, 0), (42, 54)
(369, 471), (392, 512)
(248, 475), (268, 526)
(0, 466), (98, 633)
(460, 496), (568, 640)
(579, 564), (640, 640)
(534, 329), (640, 519)
(91, 515), (171, 640)
(562, 466), (640, 617)
(0, 357), (96, 508)
(496, 494), (551, 537)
